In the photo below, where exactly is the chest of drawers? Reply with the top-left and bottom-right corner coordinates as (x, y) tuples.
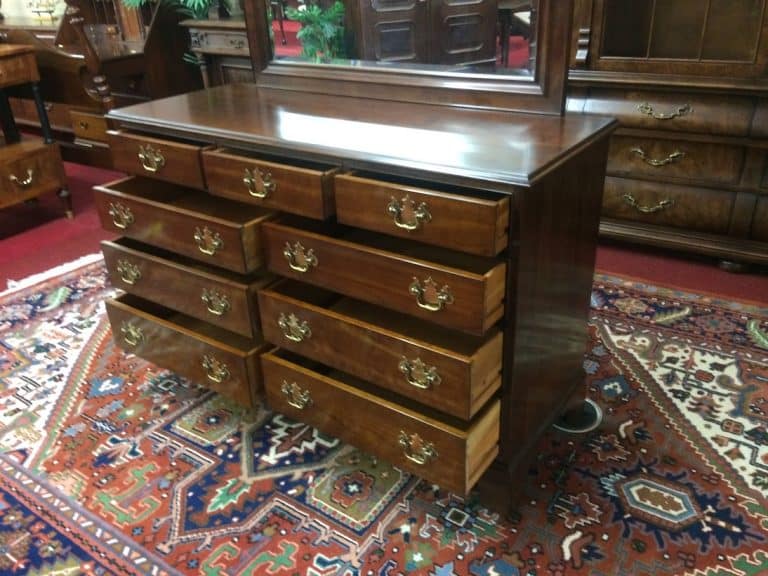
(96, 84), (615, 504)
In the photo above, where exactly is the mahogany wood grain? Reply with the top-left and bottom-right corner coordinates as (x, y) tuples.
(261, 219), (506, 336)
(0, 141), (66, 210)
(753, 197), (768, 242)
(601, 177), (734, 235)
(258, 280), (503, 420)
(607, 136), (744, 185)
(261, 349), (500, 495)
(334, 173), (510, 256)
(107, 130), (207, 189)
(102, 238), (273, 339)
(0, 48), (39, 88)
(94, 176), (274, 274)
(70, 110), (109, 143)
(106, 294), (268, 407)
(754, 100), (768, 139)
(202, 148), (337, 219)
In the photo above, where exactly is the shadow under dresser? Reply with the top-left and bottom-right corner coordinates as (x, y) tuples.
(95, 83), (616, 503)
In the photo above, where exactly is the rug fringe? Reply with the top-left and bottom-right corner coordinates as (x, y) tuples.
(2, 253), (104, 296)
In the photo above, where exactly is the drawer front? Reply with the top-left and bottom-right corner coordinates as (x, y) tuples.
(753, 99), (768, 139)
(202, 149), (336, 219)
(190, 29), (250, 56)
(0, 52), (38, 87)
(0, 142), (64, 203)
(258, 283), (503, 420)
(584, 89), (754, 136)
(70, 110), (109, 142)
(105, 295), (264, 407)
(752, 197), (768, 242)
(261, 350), (500, 495)
(94, 178), (268, 274)
(107, 131), (206, 189)
(334, 174), (509, 256)
(102, 239), (269, 339)
(608, 136), (744, 185)
(602, 177), (734, 234)
(42, 101), (73, 131)
(261, 222), (506, 336)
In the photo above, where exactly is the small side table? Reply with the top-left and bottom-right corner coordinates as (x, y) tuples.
(0, 44), (70, 217)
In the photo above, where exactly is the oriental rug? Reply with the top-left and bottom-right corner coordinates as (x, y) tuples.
(0, 258), (767, 576)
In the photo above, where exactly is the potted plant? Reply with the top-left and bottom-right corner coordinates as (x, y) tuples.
(285, 0), (345, 63)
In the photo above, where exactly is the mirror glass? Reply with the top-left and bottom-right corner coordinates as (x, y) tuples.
(267, 0), (537, 79)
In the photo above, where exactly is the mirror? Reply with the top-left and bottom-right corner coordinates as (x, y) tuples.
(244, 0), (572, 113)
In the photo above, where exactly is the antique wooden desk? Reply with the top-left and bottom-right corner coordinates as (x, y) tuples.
(94, 83), (615, 505)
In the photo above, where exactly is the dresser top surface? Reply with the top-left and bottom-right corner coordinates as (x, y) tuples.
(108, 83), (616, 190)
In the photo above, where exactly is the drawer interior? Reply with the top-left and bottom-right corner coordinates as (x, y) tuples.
(347, 170), (507, 201)
(269, 279), (498, 354)
(213, 147), (337, 172)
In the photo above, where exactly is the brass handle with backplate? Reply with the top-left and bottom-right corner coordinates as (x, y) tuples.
(202, 354), (230, 383)
(201, 288), (230, 316)
(281, 380), (313, 410)
(243, 167), (276, 199)
(278, 313), (311, 342)
(108, 202), (134, 229)
(137, 144), (165, 173)
(194, 227), (224, 256)
(409, 277), (453, 312)
(120, 321), (144, 347)
(623, 193), (674, 214)
(283, 241), (318, 273)
(116, 259), (141, 285)
(398, 431), (438, 465)
(631, 147), (686, 167)
(637, 102), (692, 120)
(398, 357), (441, 390)
(387, 194), (432, 231)
(9, 169), (34, 187)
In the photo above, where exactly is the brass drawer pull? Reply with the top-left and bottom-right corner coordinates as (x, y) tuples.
(623, 193), (674, 214)
(243, 167), (276, 199)
(79, 120), (89, 130)
(201, 288), (230, 316)
(630, 147), (685, 167)
(398, 431), (438, 465)
(120, 321), (144, 347)
(202, 354), (230, 383)
(108, 202), (134, 229)
(283, 241), (318, 273)
(278, 312), (311, 342)
(137, 144), (165, 173)
(409, 277), (453, 312)
(387, 194), (432, 231)
(194, 227), (224, 256)
(399, 356), (441, 390)
(637, 102), (692, 120)
(281, 380), (313, 410)
(9, 168), (34, 187)
(116, 259), (141, 285)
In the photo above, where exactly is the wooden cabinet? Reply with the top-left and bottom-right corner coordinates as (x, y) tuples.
(179, 17), (255, 88)
(98, 83), (614, 502)
(345, 0), (498, 65)
(569, 0), (768, 266)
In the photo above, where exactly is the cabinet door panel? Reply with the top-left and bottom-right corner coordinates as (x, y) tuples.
(430, 0), (497, 65)
(361, 0), (428, 61)
(702, 0), (764, 61)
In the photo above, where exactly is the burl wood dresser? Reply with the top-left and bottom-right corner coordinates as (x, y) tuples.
(95, 84), (615, 501)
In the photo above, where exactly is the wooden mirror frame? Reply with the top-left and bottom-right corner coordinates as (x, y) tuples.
(243, 0), (573, 114)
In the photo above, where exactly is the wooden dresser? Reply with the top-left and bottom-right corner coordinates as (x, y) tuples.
(568, 0), (768, 268)
(95, 83), (615, 502)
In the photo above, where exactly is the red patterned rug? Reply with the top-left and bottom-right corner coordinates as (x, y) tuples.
(0, 258), (767, 575)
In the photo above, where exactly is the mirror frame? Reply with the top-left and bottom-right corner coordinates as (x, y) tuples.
(243, 0), (573, 114)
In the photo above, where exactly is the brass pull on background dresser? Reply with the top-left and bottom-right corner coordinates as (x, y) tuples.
(137, 144), (166, 173)
(278, 312), (312, 342)
(623, 193), (674, 214)
(387, 194), (432, 231)
(399, 356), (441, 390)
(9, 168), (34, 187)
(637, 102), (692, 120)
(283, 241), (318, 273)
(409, 276), (453, 311)
(398, 431), (438, 465)
(108, 202), (134, 229)
(120, 321), (144, 347)
(116, 259), (141, 285)
(281, 380), (313, 409)
(201, 288), (230, 316)
(243, 167), (276, 198)
(202, 354), (230, 383)
(631, 147), (686, 167)
(194, 226), (224, 256)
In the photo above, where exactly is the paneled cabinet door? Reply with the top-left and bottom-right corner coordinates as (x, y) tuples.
(358, 0), (429, 62)
(429, 0), (498, 65)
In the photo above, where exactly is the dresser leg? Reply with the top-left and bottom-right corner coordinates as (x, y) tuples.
(58, 187), (73, 218)
(474, 459), (530, 519)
